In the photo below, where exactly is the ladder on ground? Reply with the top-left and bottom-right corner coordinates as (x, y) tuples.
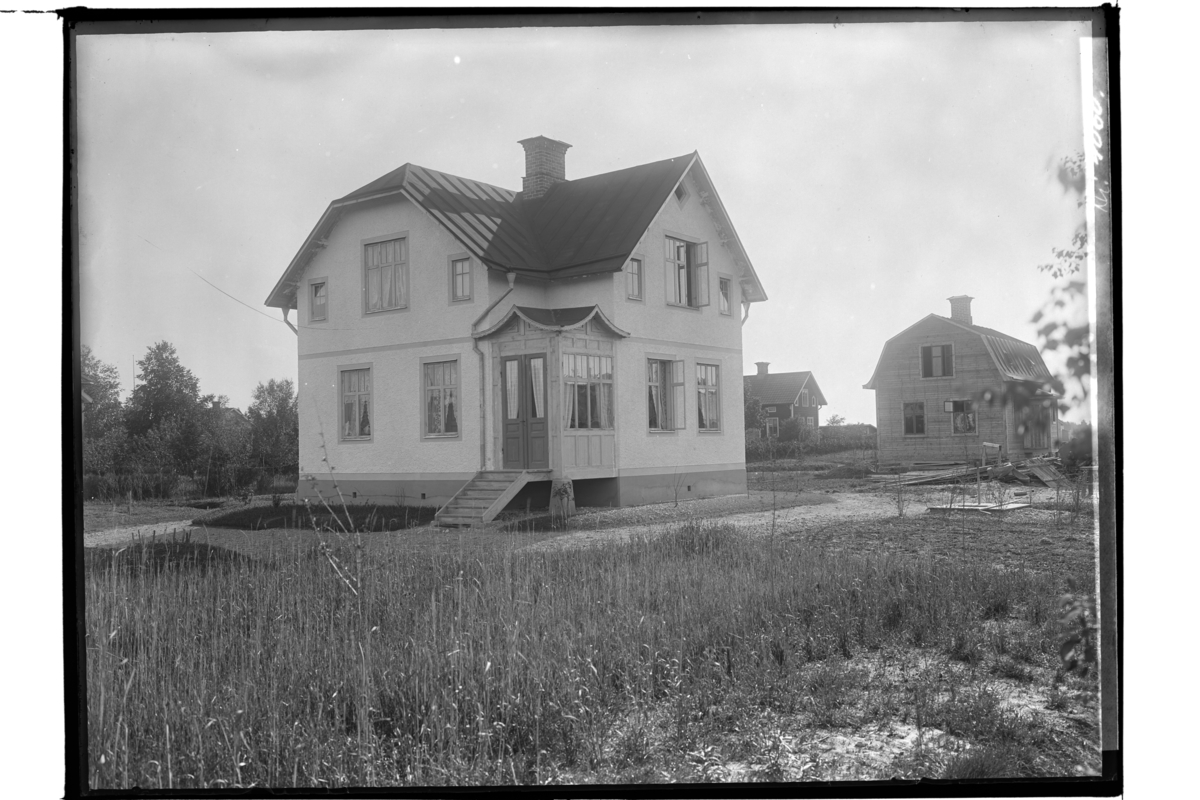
(434, 470), (551, 528)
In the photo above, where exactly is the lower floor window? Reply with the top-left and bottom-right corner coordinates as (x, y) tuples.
(424, 360), (459, 436)
(903, 402), (925, 435)
(564, 353), (614, 429)
(341, 368), (372, 440)
(765, 417), (779, 438)
(949, 399), (976, 433)
(696, 363), (720, 430)
(648, 358), (685, 431)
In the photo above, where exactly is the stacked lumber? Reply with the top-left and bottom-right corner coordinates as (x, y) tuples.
(1013, 456), (1069, 489)
(872, 456), (1070, 489)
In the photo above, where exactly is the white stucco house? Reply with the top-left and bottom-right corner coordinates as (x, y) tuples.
(265, 137), (767, 525)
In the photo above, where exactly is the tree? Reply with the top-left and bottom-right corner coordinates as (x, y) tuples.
(124, 341), (203, 475)
(248, 378), (299, 478)
(825, 414), (846, 426)
(81, 346), (126, 475)
(1031, 151), (1098, 411)
(125, 342), (201, 436)
(198, 394), (253, 496)
(744, 393), (766, 438)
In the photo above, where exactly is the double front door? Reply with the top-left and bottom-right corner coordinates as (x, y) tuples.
(501, 353), (548, 470)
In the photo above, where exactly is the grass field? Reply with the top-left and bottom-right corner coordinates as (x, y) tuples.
(83, 474), (1100, 788)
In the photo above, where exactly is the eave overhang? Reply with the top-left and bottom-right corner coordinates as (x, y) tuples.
(473, 304), (631, 339)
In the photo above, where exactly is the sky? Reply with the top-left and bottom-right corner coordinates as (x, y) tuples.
(76, 17), (1091, 425)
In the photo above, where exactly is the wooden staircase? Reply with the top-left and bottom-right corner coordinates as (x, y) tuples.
(434, 470), (551, 528)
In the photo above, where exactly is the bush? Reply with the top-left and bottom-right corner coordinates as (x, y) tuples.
(200, 502), (436, 532)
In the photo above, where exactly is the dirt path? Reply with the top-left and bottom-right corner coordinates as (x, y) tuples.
(520, 491), (908, 552)
(83, 520), (198, 549)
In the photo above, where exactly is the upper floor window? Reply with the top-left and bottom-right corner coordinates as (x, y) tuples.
(450, 257), (472, 302)
(665, 237), (709, 309)
(564, 353), (614, 430)
(340, 367), (372, 441)
(718, 277), (731, 315)
(696, 363), (721, 431)
(921, 344), (954, 378)
(801, 390), (809, 407)
(310, 279), (327, 322)
(627, 258), (643, 300)
(674, 182), (690, 206)
(648, 358), (685, 431)
(365, 237), (408, 313)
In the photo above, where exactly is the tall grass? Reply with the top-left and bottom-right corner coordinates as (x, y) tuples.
(85, 521), (1068, 788)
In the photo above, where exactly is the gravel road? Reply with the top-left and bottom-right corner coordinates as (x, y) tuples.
(519, 491), (908, 552)
(80, 491), (910, 554)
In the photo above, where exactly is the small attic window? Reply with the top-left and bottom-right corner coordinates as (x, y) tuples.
(674, 182), (690, 206)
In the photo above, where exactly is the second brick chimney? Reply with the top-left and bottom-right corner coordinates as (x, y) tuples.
(518, 136), (572, 200)
(947, 295), (974, 325)
(755, 361), (770, 377)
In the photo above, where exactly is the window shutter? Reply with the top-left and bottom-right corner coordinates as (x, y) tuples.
(671, 360), (686, 430)
(944, 344), (954, 376)
(921, 346), (932, 377)
(691, 242), (710, 307)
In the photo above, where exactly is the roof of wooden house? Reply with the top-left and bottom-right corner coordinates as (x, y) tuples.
(862, 313), (1053, 390)
(265, 148), (767, 310)
(744, 370), (828, 407)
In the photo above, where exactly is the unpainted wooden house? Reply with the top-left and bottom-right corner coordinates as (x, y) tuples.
(863, 296), (1057, 465)
(265, 137), (768, 525)
(742, 363), (826, 441)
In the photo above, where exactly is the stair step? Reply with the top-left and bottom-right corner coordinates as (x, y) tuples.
(444, 500), (493, 510)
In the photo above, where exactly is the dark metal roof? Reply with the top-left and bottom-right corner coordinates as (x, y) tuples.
(744, 371), (827, 407)
(266, 150), (765, 310)
(524, 155), (694, 278)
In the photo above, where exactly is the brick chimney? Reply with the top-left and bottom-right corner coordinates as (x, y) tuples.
(947, 295), (974, 325)
(518, 136), (571, 200)
(755, 361), (770, 377)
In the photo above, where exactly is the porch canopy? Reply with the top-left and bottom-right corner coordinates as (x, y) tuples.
(474, 305), (630, 339)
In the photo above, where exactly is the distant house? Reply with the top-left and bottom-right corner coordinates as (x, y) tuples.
(743, 363), (827, 441)
(265, 136), (768, 524)
(863, 296), (1057, 465)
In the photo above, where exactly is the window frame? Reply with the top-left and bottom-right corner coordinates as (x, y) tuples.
(673, 179), (691, 208)
(362, 232), (410, 316)
(902, 402), (926, 436)
(945, 398), (977, 435)
(338, 363), (374, 443)
(448, 254), (473, 304)
(663, 233), (710, 310)
(920, 343), (955, 379)
(626, 255), (644, 301)
(308, 276), (328, 324)
(420, 355), (462, 441)
(647, 356), (685, 433)
(765, 417), (780, 438)
(696, 361), (722, 432)
(801, 390), (809, 408)
(718, 275), (732, 316)
(563, 352), (615, 431)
